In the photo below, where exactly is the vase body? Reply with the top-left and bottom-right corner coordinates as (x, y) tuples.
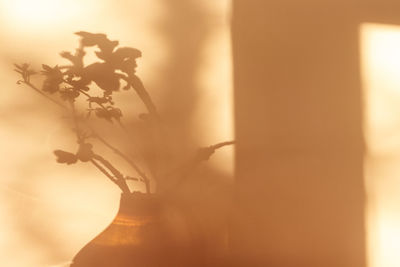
(70, 193), (204, 267)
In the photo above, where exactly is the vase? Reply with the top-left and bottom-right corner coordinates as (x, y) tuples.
(70, 192), (204, 267)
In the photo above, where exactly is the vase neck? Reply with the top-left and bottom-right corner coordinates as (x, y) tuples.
(118, 193), (160, 217)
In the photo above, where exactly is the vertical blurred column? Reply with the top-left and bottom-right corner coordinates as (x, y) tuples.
(361, 23), (400, 267)
(232, 1), (366, 266)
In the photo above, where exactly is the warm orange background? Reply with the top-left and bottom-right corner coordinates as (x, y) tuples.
(0, 1), (233, 266)
(2, 1), (400, 267)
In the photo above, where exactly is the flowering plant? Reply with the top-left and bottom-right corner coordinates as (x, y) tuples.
(15, 32), (233, 195)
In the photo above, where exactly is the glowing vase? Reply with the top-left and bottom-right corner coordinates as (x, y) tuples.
(70, 192), (166, 266)
(70, 192), (204, 267)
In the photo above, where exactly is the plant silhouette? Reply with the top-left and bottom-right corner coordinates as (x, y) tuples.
(15, 31), (234, 195)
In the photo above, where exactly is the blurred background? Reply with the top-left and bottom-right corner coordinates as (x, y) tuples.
(2, 0), (400, 266)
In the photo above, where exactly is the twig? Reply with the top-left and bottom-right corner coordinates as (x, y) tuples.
(23, 81), (68, 110)
(130, 74), (160, 121)
(209, 141), (235, 150)
(22, 79), (143, 194)
(92, 154), (130, 193)
(90, 159), (131, 193)
(77, 88), (91, 98)
(92, 132), (151, 194)
(69, 101), (82, 143)
(90, 159), (117, 183)
(75, 87), (133, 137)
(162, 140), (236, 192)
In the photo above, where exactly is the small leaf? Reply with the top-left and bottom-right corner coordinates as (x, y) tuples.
(54, 150), (78, 164)
(42, 64), (52, 71)
(76, 143), (94, 162)
(59, 89), (80, 101)
(14, 63), (23, 70)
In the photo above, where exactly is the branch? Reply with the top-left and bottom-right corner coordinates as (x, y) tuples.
(162, 140), (236, 192)
(21, 79), (145, 193)
(92, 132), (151, 194)
(92, 154), (131, 193)
(69, 101), (82, 143)
(195, 141), (236, 161)
(130, 74), (160, 121)
(23, 81), (68, 110)
(90, 159), (117, 183)
(75, 87), (132, 136)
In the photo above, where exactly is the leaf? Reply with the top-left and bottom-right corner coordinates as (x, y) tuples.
(59, 89), (79, 101)
(14, 63), (29, 71)
(60, 51), (73, 59)
(14, 63), (23, 70)
(113, 47), (142, 60)
(87, 96), (108, 105)
(54, 150), (78, 164)
(76, 143), (94, 162)
(42, 80), (60, 94)
(42, 64), (52, 71)
(94, 107), (122, 122)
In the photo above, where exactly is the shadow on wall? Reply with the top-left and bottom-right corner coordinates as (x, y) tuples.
(153, 0), (234, 264)
(2, 1), (233, 266)
(232, 1), (400, 266)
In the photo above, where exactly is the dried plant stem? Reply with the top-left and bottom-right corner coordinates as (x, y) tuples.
(209, 141), (235, 150)
(90, 159), (119, 186)
(163, 141), (236, 192)
(22, 81), (135, 194)
(24, 82), (68, 110)
(90, 159), (130, 193)
(69, 101), (82, 143)
(77, 88), (91, 98)
(93, 133), (151, 194)
(131, 75), (160, 121)
(131, 75), (171, 185)
(92, 154), (130, 193)
(76, 88), (132, 137)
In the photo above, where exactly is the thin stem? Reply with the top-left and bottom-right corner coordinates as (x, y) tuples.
(93, 132), (151, 193)
(24, 81), (68, 110)
(69, 101), (81, 143)
(22, 80), (135, 194)
(77, 88), (130, 134)
(130, 74), (170, 186)
(77, 88), (91, 98)
(162, 140), (236, 193)
(209, 141), (235, 150)
(130, 74), (160, 121)
(90, 159), (117, 183)
(92, 154), (131, 194)
(90, 159), (131, 193)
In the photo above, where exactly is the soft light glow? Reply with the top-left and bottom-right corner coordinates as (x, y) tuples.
(195, 0), (234, 176)
(0, 0), (234, 265)
(0, 0), (81, 26)
(361, 23), (400, 156)
(361, 23), (400, 267)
